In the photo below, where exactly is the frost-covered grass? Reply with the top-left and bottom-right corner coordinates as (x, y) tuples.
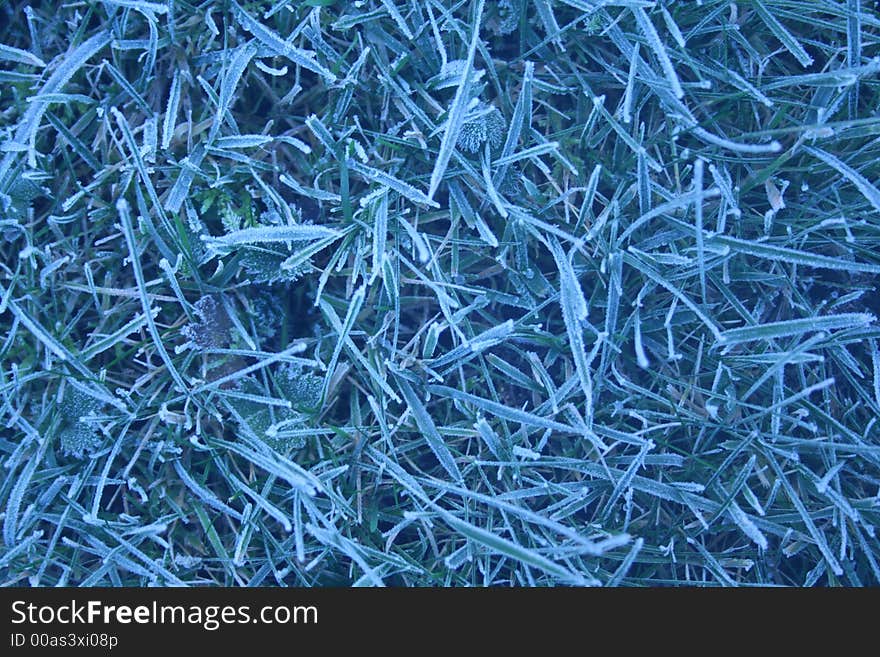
(1, 0), (880, 587)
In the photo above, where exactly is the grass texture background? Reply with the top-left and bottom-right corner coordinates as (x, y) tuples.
(1, 0), (880, 586)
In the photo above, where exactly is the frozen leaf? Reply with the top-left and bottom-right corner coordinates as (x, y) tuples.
(181, 295), (231, 349)
(457, 102), (506, 154)
(57, 385), (104, 458)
